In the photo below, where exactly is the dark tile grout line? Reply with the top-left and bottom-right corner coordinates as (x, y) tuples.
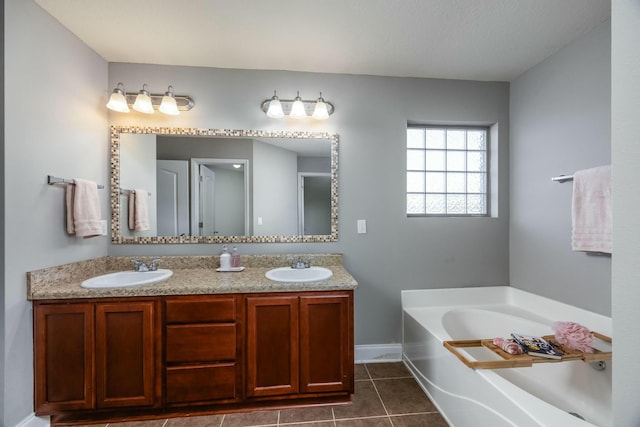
(104, 363), (437, 427)
(364, 364), (395, 427)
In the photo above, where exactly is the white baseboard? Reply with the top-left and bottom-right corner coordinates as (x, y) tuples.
(355, 344), (402, 363)
(14, 414), (49, 427)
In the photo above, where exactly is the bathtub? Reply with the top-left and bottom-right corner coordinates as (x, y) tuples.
(401, 286), (612, 427)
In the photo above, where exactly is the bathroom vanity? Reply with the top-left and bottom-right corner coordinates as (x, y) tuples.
(28, 255), (357, 425)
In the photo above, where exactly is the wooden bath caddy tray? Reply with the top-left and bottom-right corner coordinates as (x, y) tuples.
(444, 332), (612, 369)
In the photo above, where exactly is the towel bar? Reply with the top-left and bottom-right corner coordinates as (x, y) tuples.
(551, 175), (574, 183)
(47, 175), (104, 189)
(120, 188), (152, 196)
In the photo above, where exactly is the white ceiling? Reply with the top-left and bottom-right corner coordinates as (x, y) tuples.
(35, 0), (610, 82)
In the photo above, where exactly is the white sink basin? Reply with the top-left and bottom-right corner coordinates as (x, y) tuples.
(81, 269), (173, 289)
(265, 266), (333, 283)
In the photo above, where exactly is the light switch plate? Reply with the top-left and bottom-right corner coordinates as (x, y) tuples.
(357, 219), (367, 234)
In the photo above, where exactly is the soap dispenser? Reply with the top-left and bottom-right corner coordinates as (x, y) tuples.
(231, 245), (242, 269)
(219, 245), (231, 271)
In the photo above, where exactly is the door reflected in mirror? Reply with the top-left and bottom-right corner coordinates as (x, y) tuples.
(112, 127), (338, 244)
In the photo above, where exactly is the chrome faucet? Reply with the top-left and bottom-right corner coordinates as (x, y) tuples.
(132, 259), (161, 272)
(289, 256), (312, 269)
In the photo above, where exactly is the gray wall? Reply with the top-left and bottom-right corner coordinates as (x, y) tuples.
(107, 63), (511, 346)
(611, 0), (640, 424)
(509, 20), (611, 315)
(4, 0), (109, 425)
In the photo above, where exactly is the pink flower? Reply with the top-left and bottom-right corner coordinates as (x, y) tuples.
(552, 321), (594, 353)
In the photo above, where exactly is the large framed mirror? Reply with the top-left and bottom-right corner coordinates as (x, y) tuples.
(111, 126), (338, 244)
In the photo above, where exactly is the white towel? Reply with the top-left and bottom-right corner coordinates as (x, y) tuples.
(128, 189), (150, 232)
(571, 165), (612, 253)
(65, 183), (76, 235)
(67, 178), (105, 238)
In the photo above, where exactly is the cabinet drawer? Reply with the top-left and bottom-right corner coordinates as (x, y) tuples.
(165, 297), (236, 324)
(166, 324), (236, 363)
(166, 364), (236, 404)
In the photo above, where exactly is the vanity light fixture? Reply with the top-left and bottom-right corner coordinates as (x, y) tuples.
(290, 91), (307, 119)
(106, 82), (195, 114)
(159, 85), (180, 115)
(266, 91), (285, 118)
(232, 164), (242, 169)
(261, 91), (334, 119)
(133, 84), (154, 114)
(312, 93), (330, 120)
(106, 83), (130, 113)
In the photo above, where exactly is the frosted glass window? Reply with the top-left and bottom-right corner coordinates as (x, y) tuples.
(407, 149), (425, 170)
(447, 151), (465, 171)
(467, 130), (486, 150)
(407, 125), (489, 216)
(426, 194), (445, 214)
(467, 173), (485, 193)
(407, 172), (425, 193)
(446, 173), (465, 193)
(467, 152), (486, 172)
(407, 128), (425, 148)
(407, 194), (425, 214)
(447, 130), (465, 149)
(425, 172), (445, 192)
(425, 150), (445, 170)
(447, 195), (466, 214)
(425, 129), (445, 149)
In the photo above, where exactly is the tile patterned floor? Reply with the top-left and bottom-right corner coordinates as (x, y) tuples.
(74, 363), (449, 427)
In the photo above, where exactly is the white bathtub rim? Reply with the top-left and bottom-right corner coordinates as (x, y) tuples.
(401, 286), (611, 337)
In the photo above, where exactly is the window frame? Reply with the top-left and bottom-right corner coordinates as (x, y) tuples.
(406, 124), (490, 217)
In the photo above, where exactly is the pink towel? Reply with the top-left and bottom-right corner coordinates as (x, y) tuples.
(66, 178), (104, 238)
(128, 189), (150, 232)
(571, 165), (612, 253)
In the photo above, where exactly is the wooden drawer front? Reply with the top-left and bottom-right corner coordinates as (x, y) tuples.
(166, 297), (236, 324)
(166, 364), (236, 404)
(166, 324), (236, 363)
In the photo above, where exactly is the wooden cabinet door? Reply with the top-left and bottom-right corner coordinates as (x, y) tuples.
(95, 301), (158, 408)
(246, 296), (299, 397)
(34, 303), (95, 413)
(299, 293), (353, 393)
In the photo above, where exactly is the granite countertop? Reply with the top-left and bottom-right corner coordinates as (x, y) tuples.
(27, 254), (358, 300)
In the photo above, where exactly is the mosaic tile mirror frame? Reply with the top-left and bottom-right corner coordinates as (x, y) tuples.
(111, 126), (339, 244)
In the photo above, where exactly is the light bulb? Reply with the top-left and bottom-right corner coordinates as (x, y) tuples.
(266, 91), (284, 118)
(290, 91), (307, 118)
(159, 85), (179, 115)
(312, 93), (329, 120)
(133, 84), (154, 114)
(106, 83), (130, 113)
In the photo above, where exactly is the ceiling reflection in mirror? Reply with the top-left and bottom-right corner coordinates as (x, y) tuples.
(111, 126), (338, 244)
